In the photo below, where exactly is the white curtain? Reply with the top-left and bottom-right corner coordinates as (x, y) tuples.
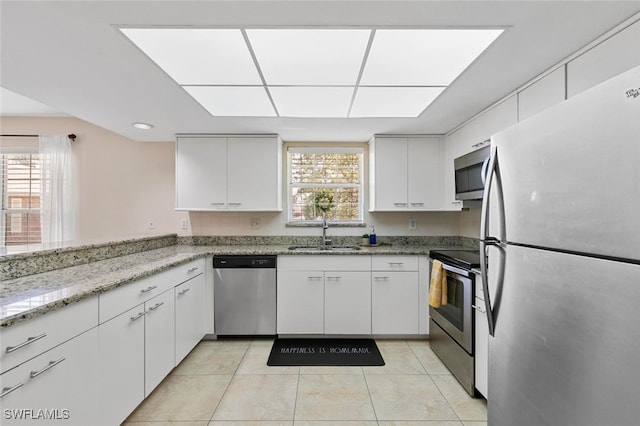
(39, 134), (76, 244)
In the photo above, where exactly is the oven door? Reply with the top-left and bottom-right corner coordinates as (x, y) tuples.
(429, 261), (474, 354)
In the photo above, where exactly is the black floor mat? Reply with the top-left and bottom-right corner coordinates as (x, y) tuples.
(267, 338), (385, 366)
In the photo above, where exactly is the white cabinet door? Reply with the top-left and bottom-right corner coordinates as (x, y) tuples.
(0, 328), (100, 426)
(144, 289), (175, 397)
(407, 138), (442, 209)
(98, 305), (145, 426)
(227, 137), (281, 210)
(370, 137), (408, 210)
(324, 271), (371, 335)
(175, 274), (206, 364)
(176, 137), (226, 210)
(277, 270), (324, 334)
(371, 271), (419, 334)
(370, 136), (442, 211)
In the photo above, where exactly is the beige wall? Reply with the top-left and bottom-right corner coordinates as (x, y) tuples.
(0, 116), (462, 241)
(0, 116), (187, 241)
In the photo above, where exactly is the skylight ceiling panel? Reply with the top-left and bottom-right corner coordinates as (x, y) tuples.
(183, 86), (276, 117)
(360, 29), (503, 86)
(121, 28), (262, 85)
(269, 86), (353, 117)
(350, 86), (445, 117)
(246, 29), (371, 85)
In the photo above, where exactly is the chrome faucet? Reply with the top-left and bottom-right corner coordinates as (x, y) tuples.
(321, 212), (332, 247)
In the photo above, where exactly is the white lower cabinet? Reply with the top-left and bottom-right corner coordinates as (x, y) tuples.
(324, 271), (371, 335)
(98, 305), (145, 426)
(277, 270), (325, 334)
(372, 271), (419, 334)
(144, 289), (175, 397)
(175, 274), (206, 364)
(0, 328), (99, 426)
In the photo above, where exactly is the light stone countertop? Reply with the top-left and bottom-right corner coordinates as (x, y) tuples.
(1, 243), (449, 329)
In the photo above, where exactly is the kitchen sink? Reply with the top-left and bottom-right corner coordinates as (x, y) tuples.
(287, 246), (361, 252)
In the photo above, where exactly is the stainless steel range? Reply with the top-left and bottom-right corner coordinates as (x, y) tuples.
(428, 249), (480, 396)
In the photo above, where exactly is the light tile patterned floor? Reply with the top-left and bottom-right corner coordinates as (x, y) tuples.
(123, 338), (487, 426)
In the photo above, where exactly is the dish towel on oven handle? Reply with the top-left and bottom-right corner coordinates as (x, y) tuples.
(429, 260), (448, 308)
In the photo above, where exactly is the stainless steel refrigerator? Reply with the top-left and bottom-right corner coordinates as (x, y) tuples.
(480, 65), (640, 425)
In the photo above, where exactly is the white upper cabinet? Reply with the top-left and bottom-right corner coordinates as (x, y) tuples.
(369, 136), (442, 211)
(176, 135), (282, 211)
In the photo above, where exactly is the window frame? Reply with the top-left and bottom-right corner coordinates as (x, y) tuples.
(286, 144), (365, 225)
(1, 148), (42, 248)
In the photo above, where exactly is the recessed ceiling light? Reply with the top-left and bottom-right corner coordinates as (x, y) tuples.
(132, 122), (154, 129)
(246, 29), (371, 85)
(269, 86), (354, 117)
(184, 86), (277, 117)
(350, 87), (446, 117)
(121, 27), (503, 119)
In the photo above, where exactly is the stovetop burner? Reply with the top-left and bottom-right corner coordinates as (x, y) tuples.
(429, 249), (481, 270)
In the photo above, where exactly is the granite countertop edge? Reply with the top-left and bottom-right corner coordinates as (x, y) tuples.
(1, 243), (457, 328)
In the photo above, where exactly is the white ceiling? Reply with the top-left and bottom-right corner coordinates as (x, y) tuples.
(1, 1), (639, 142)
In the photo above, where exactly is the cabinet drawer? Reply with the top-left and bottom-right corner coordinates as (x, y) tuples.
(99, 274), (171, 324)
(372, 256), (419, 271)
(166, 258), (205, 286)
(278, 255), (371, 271)
(1, 297), (98, 374)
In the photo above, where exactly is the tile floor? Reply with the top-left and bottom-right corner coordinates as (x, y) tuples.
(123, 338), (487, 426)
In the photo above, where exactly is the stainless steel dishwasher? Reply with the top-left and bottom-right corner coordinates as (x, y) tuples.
(213, 255), (277, 335)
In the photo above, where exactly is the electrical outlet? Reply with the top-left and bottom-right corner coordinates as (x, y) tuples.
(180, 219), (188, 229)
(148, 218), (156, 229)
(250, 218), (260, 229)
(409, 218), (417, 230)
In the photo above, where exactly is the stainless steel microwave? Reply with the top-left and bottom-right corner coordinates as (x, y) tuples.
(454, 145), (490, 201)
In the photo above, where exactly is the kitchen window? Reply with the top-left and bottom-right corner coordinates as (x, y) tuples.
(1, 151), (42, 248)
(287, 146), (364, 223)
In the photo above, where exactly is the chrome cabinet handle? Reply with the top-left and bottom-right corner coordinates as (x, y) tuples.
(147, 302), (164, 312)
(130, 311), (146, 322)
(30, 358), (65, 379)
(307, 276), (323, 280)
(393, 202), (407, 207)
(410, 202), (424, 206)
(388, 262), (404, 266)
(178, 288), (191, 296)
(1, 383), (24, 398)
(6, 333), (47, 353)
(187, 267), (199, 273)
(326, 276), (341, 281)
(374, 276), (389, 281)
(228, 202), (242, 206)
(140, 285), (157, 294)
(210, 202), (225, 206)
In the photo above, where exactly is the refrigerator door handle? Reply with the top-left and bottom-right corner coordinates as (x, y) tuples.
(480, 145), (504, 337)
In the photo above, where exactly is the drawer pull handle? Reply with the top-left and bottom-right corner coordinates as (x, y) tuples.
(393, 202), (407, 207)
(211, 202), (225, 206)
(374, 276), (390, 281)
(472, 304), (487, 314)
(388, 262), (404, 266)
(30, 358), (65, 379)
(187, 267), (199, 273)
(6, 333), (47, 353)
(410, 202), (425, 206)
(147, 302), (164, 312)
(130, 311), (146, 322)
(307, 276), (323, 281)
(140, 285), (157, 294)
(1, 383), (24, 398)
(326, 276), (341, 281)
(178, 288), (191, 296)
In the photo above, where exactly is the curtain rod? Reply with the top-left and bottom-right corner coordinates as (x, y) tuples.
(0, 133), (77, 141)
